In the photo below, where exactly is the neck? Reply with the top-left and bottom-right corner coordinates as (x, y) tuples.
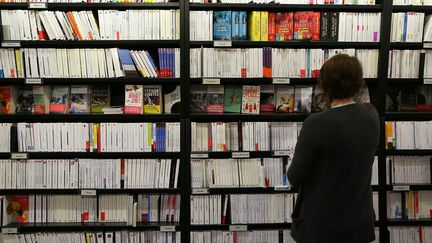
(331, 98), (355, 108)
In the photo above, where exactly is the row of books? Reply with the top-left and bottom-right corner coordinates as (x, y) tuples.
(190, 0), (376, 4)
(0, 48), (180, 78)
(393, 0), (432, 5)
(385, 121), (432, 150)
(1, 232), (181, 243)
(191, 158), (291, 188)
(1, 10), (180, 41)
(191, 230), (295, 243)
(191, 11), (381, 42)
(2, 194), (180, 224)
(388, 156), (431, 185)
(388, 50), (421, 79)
(425, 50), (432, 78)
(190, 48), (378, 78)
(190, 194), (294, 225)
(14, 122), (181, 152)
(0, 159), (180, 189)
(0, 124), (12, 153)
(190, 85), (314, 114)
(389, 227), (432, 243)
(387, 191), (432, 220)
(191, 122), (300, 152)
(386, 85), (432, 112)
(391, 12), (428, 43)
(0, 0), (175, 2)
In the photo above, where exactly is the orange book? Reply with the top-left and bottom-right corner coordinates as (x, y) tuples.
(385, 121), (395, 149)
(66, 12), (83, 40)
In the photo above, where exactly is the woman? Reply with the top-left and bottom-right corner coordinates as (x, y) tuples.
(287, 54), (380, 243)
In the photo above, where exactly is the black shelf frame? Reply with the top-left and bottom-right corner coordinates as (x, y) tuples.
(0, 114), (181, 122)
(0, 78), (181, 85)
(0, 188), (182, 195)
(392, 5), (432, 13)
(1, 40), (180, 48)
(189, 113), (309, 122)
(385, 150), (432, 156)
(190, 78), (379, 85)
(0, 152), (181, 159)
(386, 184), (432, 191)
(0, 2), (180, 10)
(190, 40), (381, 48)
(387, 219), (432, 226)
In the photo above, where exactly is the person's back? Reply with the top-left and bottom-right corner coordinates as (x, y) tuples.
(288, 54), (380, 243)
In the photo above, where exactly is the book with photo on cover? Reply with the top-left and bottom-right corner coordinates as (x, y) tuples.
(191, 85), (208, 113)
(260, 85), (276, 113)
(16, 86), (34, 114)
(294, 86), (313, 113)
(69, 85), (90, 114)
(0, 86), (16, 114)
(224, 85), (242, 113)
(91, 86), (110, 114)
(124, 85), (143, 114)
(276, 86), (294, 113)
(50, 86), (70, 114)
(207, 85), (224, 113)
(143, 85), (162, 114)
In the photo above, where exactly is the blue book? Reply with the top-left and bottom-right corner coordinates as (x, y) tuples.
(168, 49), (173, 78)
(403, 13), (408, 42)
(231, 11), (239, 40)
(118, 49), (139, 77)
(162, 124), (166, 152)
(145, 51), (159, 77)
(158, 49), (164, 77)
(213, 11), (232, 40)
(239, 11), (247, 40)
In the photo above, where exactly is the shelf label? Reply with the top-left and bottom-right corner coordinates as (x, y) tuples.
(192, 188), (209, 194)
(81, 190), (97, 196)
(424, 42), (432, 49)
(1, 42), (20, 48)
(2, 228), (18, 234)
(202, 78), (221, 85)
(11, 153), (28, 160)
(273, 150), (290, 156)
(424, 78), (432, 84)
(393, 185), (410, 191)
(160, 225), (176, 232)
(191, 153), (209, 159)
(25, 78), (42, 84)
(272, 78), (290, 84)
(229, 225), (247, 232)
(275, 185), (291, 191)
(214, 40), (232, 47)
(232, 152), (250, 158)
(29, 2), (47, 9)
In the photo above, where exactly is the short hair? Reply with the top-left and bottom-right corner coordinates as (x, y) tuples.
(319, 54), (364, 100)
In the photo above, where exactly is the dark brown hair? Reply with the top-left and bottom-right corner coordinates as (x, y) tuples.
(319, 54), (364, 100)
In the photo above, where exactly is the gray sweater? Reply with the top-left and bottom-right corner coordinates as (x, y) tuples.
(288, 103), (380, 243)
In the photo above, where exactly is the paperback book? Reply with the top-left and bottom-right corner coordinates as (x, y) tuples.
(191, 85), (208, 113)
(32, 86), (50, 114)
(224, 85), (242, 113)
(90, 86), (110, 114)
(276, 86), (294, 113)
(0, 86), (16, 114)
(242, 85), (260, 114)
(124, 85), (143, 114)
(16, 86), (34, 114)
(50, 86), (70, 114)
(69, 85), (90, 114)
(143, 85), (162, 114)
(207, 85), (224, 113)
(260, 85), (276, 112)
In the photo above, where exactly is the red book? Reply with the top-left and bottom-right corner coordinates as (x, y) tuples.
(275, 12), (293, 41)
(293, 12), (320, 41)
(268, 12), (276, 41)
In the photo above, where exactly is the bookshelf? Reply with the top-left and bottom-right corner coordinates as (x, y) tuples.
(0, 0), (431, 242)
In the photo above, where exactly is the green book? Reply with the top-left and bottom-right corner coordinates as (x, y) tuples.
(224, 85), (242, 113)
(91, 86), (110, 114)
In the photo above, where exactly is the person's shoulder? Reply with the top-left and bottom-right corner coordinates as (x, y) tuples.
(303, 112), (326, 128)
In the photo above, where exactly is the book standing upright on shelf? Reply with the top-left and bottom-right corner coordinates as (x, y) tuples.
(124, 85), (144, 114)
(242, 85), (260, 114)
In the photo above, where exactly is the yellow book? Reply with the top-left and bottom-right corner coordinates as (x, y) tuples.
(248, 11), (261, 41)
(14, 50), (22, 78)
(143, 85), (162, 114)
(385, 121), (395, 149)
(260, 11), (268, 42)
(93, 123), (98, 150)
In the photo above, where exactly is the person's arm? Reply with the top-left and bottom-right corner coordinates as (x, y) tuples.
(287, 118), (321, 187)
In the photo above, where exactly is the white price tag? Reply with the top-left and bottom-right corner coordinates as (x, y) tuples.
(25, 78), (42, 84)
(214, 40), (232, 47)
(424, 42), (432, 49)
(424, 78), (432, 84)
(160, 226), (176, 232)
(29, 2), (47, 8)
(192, 188), (209, 194)
(1, 42), (20, 48)
(273, 151), (290, 156)
(272, 78), (290, 84)
(232, 152), (250, 158)
(191, 153), (209, 159)
(81, 190), (97, 196)
(202, 78), (221, 85)
(11, 153), (28, 160)
(275, 185), (290, 191)
(393, 185), (410, 191)
(2, 228), (18, 234)
(229, 225), (247, 231)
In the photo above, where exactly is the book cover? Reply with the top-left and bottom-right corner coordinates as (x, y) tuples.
(143, 85), (162, 114)
(231, 11), (239, 40)
(5, 196), (29, 223)
(260, 85), (276, 113)
(293, 12), (320, 41)
(399, 86), (417, 112)
(207, 85), (224, 113)
(224, 85), (242, 113)
(190, 85), (208, 113)
(118, 49), (139, 77)
(239, 11), (247, 40)
(276, 86), (295, 113)
(320, 12), (330, 40)
(69, 85), (90, 114)
(354, 86), (371, 104)
(294, 86), (313, 113)
(50, 86), (70, 114)
(329, 12), (339, 41)
(33, 85), (50, 114)
(0, 86), (16, 114)
(276, 12), (294, 41)
(242, 85), (260, 114)
(260, 11), (269, 42)
(312, 86), (330, 112)
(249, 11), (261, 41)
(268, 12), (276, 41)
(124, 85), (143, 114)
(91, 86), (110, 114)
(16, 86), (34, 114)
(164, 85), (181, 114)
(213, 11), (232, 40)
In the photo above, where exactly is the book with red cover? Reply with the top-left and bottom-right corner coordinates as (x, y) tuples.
(293, 12), (320, 41)
(5, 196), (29, 223)
(268, 12), (276, 41)
(275, 12), (294, 41)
